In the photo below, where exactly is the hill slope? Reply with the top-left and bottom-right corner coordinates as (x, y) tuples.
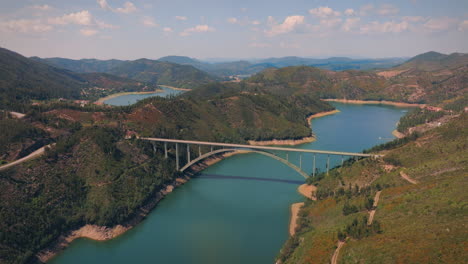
(107, 59), (217, 88)
(278, 113), (467, 264)
(0, 48), (85, 109)
(30, 57), (126, 73)
(396, 51), (468, 71)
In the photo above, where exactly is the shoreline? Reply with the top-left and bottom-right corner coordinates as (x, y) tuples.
(37, 150), (249, 263)
(392, 129), (405, 139)
(94, 89), (164, 105)
(158, 85), (191, 91)
(289, 184), (317, 237)
(248, 109), (340, 146)
(322, 99), (425, 108)
(37, 176), (190, 263)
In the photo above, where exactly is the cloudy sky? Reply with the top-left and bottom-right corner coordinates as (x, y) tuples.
(0, 0), (467, 60)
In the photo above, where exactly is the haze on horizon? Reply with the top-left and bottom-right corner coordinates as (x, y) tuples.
(0, 0), (467, 60)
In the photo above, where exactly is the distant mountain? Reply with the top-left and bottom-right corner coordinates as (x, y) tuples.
(108, 59), (217, 88)
(0, 48), (86, 109)
(396, 51), (468, 71)
(35, 56), (218, 89)
(31, 57), (126, 73)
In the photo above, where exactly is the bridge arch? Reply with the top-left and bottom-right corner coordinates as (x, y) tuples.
(180, 148), (309, 179)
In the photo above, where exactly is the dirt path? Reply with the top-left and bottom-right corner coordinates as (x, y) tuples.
(400, 171), (418, 184)
(298, 184), (317, 200)
(367, 191), (382, 225)
(9, 111), (26, 118)
(289, 202), (304, 236)
(331, 240), (345, 264)
(0, 144), (52, 171)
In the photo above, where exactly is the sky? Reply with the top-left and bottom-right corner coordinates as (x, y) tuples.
(0, 0), (467, 60)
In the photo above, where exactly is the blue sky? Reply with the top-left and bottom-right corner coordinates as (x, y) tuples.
(0, 0), (467, 60)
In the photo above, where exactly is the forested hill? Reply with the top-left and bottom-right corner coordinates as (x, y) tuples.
(0, 48), (85, 109)
(107, 59), (217, 89)
(246, 52), (468, 105)
(278, 112), (467, 264)
(30, 57), (126, 73)
(395, 51), (468, 71)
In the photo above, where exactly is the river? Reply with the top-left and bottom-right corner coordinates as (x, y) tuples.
(50, 102), (410, 264)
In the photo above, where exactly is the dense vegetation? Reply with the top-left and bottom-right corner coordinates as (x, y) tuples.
(0, 126), (180, 263)
(0, 48), (85, 110)
(397, 109), (446, 133)
(278, 113), (467, 264)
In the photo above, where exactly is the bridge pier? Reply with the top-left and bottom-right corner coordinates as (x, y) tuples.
(187, 144), (191, 163)
(286, 153), (289, 161)
(313, 154), (316, 177)
(299, 154), (302, 169)
(164, 142), (168, 159)
(176, 143), (179, 171)
(327, 155), (330, 175)
(198, 145), (201, 157)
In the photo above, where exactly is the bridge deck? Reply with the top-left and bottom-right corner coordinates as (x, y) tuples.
(140, 137), (378, 157)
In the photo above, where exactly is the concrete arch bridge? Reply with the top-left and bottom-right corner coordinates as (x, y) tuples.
(140, 137), (381, 179)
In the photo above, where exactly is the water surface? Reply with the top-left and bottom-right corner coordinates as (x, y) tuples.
(51, 102), (410, 264)
(103, 86), (184, 106)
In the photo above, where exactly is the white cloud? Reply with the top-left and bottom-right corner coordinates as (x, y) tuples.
(377, 4), (399, 16)
(30, 5), (53, 11)
(142, 16), (157, 27)
(344, 9), (355, 16)
(341, 17), (360, 32)
(251, 20), (261, 25)
(163, 27), (173, 32)
(97, 0), (111, 10)
(48, 11), (93, 26)
(319, 18), (342, 28)
(0, 19), (52, 33)
(98, 0), (137, 14)
(80, 28), (98, 36)
(458, 20), (468, 31)
(361, 20), (409, 34)
(424, 17), (458, 32)
(249, 42), (271, 48)
(266, 15), (305, 36)
(115, 2), (137, 13)
(309, 6), (341, 18)
(227, 17), (238, 24)
(175, 16), (187, 21)
(180, 24), (215, 36)
(96, 20), (119, 29)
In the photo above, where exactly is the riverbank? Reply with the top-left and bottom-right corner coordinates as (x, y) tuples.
(36, 177), (189, 263)
(289, 203), (304, 236)
(94, 90), (164, 105)
(322, 99), (425, 108)
(158, 85), (191, 91)
(392, 129), (405, 139)
(248, 109), (340, 146)
(306, 109), (340, 125)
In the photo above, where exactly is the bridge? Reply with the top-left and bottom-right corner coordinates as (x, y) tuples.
(140, 137), (381, 179)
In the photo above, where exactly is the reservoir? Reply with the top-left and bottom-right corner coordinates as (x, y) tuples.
(103, 86), (184, 106)
(50, 102), (410, 264)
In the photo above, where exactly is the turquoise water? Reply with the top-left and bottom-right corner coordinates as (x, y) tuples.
(50, 102), (410, 264)
(103, 86), (184, 106)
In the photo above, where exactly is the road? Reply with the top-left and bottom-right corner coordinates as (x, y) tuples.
(0, 144), (52, 172)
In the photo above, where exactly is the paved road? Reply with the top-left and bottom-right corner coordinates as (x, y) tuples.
(0, 144), (52, 172)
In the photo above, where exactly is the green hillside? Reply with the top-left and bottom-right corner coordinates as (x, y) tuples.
(396, 51), (468, 71)
(247, 61), (468, 104)
(31, 57), (126, 73)
(0, 48), (85, 110)
(278, 113), (467, 264)
(108, 59), (217, 88)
